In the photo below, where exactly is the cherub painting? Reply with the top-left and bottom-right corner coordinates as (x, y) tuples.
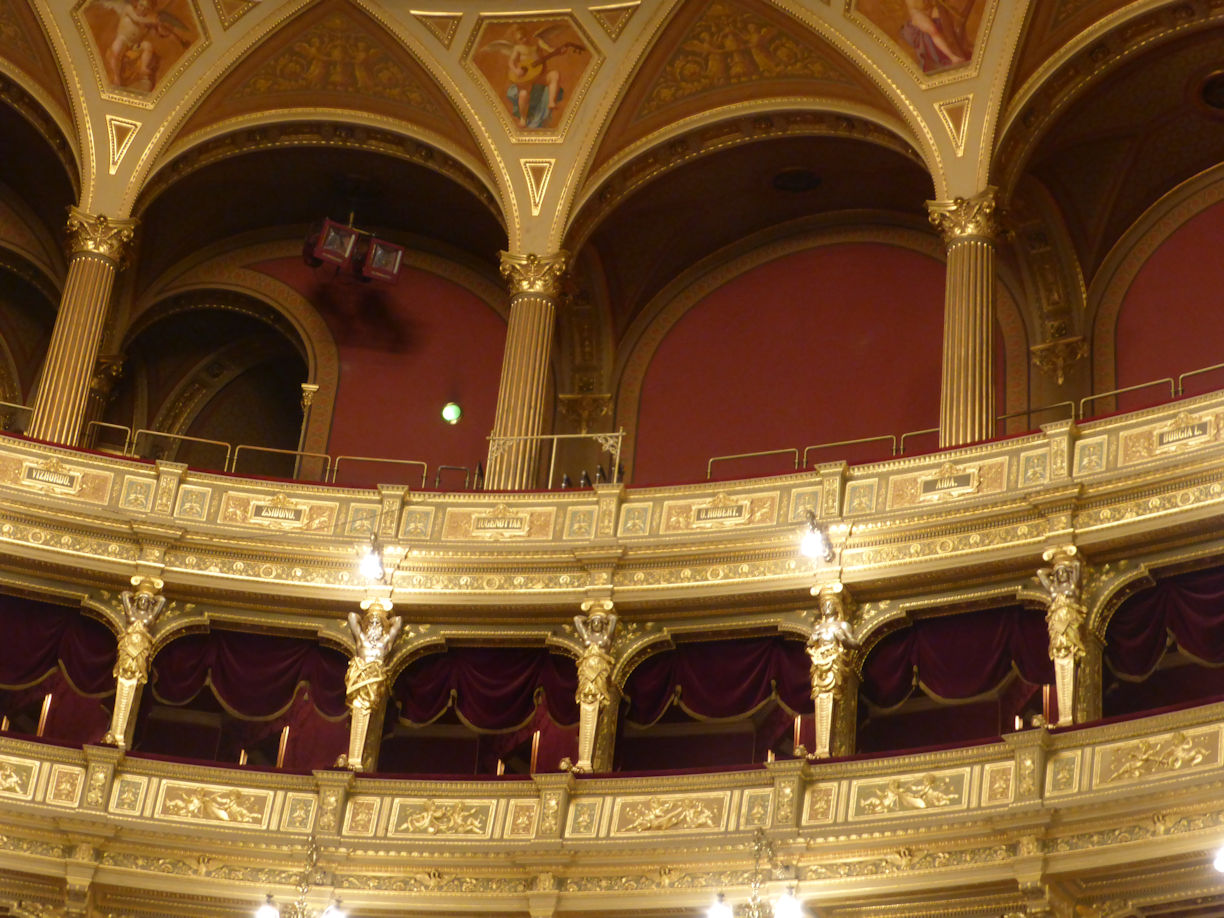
(81, 0), (199, 93)
(857, 0), (980, 74)
(473, 19), (590, 130)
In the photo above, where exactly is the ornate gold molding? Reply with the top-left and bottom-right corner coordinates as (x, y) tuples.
(499, 250), (568, 298)
(1031, 336), (1088, 386)
(926, 187), (1002, 243)
(65, 207), (137, 265)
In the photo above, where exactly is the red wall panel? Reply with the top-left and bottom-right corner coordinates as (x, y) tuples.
(632, 244), (947, 484)
(253, 258), (506, 487)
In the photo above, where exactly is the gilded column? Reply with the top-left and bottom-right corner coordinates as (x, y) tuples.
(806, 582), (859, 758)
(28, 207), (137, 445)
(104, 577), (166, 750)
(486, 251), (567, 490)
(1037, 545), (1087, 727)
(927, 188), (1001, 448)
(341, 598), (402, 771)
(571, 600), (617, 773)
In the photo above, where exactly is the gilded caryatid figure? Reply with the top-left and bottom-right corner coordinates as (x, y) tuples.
(1037, 545), (1087, 726)
(572, 599), (617, 773)
(104, 577), (166, 749)
(807, 582), (859, 759)
(341, 598), (403, 771)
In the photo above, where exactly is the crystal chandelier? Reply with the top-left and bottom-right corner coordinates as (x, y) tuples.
(255, 840), (347, 918)
(707, 830), (806, 918)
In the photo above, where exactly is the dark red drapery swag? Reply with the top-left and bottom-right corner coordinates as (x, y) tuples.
(391, 647), (578, 729)
(1106, 565), (1224, 677)
(860, 606), (1053, 707)
(150, 630), (348, 718)
(0, 593), (117, 695)
(622, 637), (810, 726)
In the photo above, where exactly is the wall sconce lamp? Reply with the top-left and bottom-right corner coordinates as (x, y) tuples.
(799, 508), (833, 562)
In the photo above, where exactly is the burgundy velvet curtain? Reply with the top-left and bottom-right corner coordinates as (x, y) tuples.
(151, 630), (348, 718)
(391, 647), (578, 730)
(623, 637), (810, 726)
(861, 606), (1052, 707)
(0, 594), (116, 696)
(1107, 565), (1224, 677)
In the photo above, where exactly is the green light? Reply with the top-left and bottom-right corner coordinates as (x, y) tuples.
(441, 402), (462, 424)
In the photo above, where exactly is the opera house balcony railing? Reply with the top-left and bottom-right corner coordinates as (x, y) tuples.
(5, 385), (1224, 914)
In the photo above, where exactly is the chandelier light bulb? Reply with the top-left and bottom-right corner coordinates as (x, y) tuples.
(799, 526), (826, 559)
(321, 902), (348, 918)
(1214, 844), (1224, 873)
(359, 535), (385, 582)
(441, 401), (463, 424)
(708, 893), (735, 918)
(255, 895), (280, 918)
(773, 890), (805, 918)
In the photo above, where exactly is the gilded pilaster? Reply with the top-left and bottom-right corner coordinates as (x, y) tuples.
(28, 208), (137, 446)
(806, 582), (859, 759)
(104, 577), (166, 750)
(486, 251), (567, 490)
(1037, 545), (1087, 727)
(571, 599), (617, 773)
(341, 597), (402, 771)
(928, 188), (1001, 448)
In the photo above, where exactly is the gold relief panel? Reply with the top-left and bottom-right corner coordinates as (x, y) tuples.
(400, 506), (435, 539)
(219, 491), (338, 533)
(1118, 411), (1222, 467)
(610, 792), (729, 836)
(7, 456), (113, 504)
(660, 491), (779, 534)
(790, 486), (822, 521)
(0, 755), (37, 800)
(618, 502), (652, 537)
(981, 762), (1014, 806)
(109, 775), (147, 815)
(389, 798), (496, 839)
(344, 503), (381, 537)
(173, 485), (211, 521)
(802, 783), (837, 825)
(343, 796), (380, 836)
(155, 780), (272, 828)
(564, 505), (598, 540)
(1093, 727), (1220, 788)
(886, 459), (1007, 511)
(121, 475), (155, 511)
(1045, 751), (1081, 797)
(1074, 436), (1108, 475)
(1019, 448), (1050, 487)
(281, 793), (317, 832)
(441, 504), (556, 541)
(45, 764), (84, 808)
(505, 799), (538, 839)
(741, 789), (772, 829)
(848, 768), (969, 820)
(566, 798), (601, 838)
(844, 479), (878, 515)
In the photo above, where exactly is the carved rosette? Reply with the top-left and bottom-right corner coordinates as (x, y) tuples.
(66, 206), (138, 265)
(499, 250), (568, 299)
(926, 187), (1002, 243)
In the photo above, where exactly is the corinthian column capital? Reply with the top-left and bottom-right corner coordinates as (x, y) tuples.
(499, 250), (568, 298)
(66, 206), (138, 264)
(926, 187), (1001, 243)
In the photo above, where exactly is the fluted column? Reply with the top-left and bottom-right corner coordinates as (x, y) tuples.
(927, 188), (1001, 448)
(486, 251), (567, 490)
(28, 207), (137, 445)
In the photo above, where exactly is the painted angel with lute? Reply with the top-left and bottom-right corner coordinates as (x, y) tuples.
(478, 23), (586, 128)
(93, 0), (193, 91)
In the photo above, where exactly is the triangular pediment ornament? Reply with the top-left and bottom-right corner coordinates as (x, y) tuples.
(229, 10), (438, 113)
(934, 95), (971, 155)
(637, 0), (855, 120)
(213, 0), (255, 29)
(414, 12), (462, 49)
(590, 1), (639, 41)
(521, 159), (555, 217)
(106, 114), (141, 174)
